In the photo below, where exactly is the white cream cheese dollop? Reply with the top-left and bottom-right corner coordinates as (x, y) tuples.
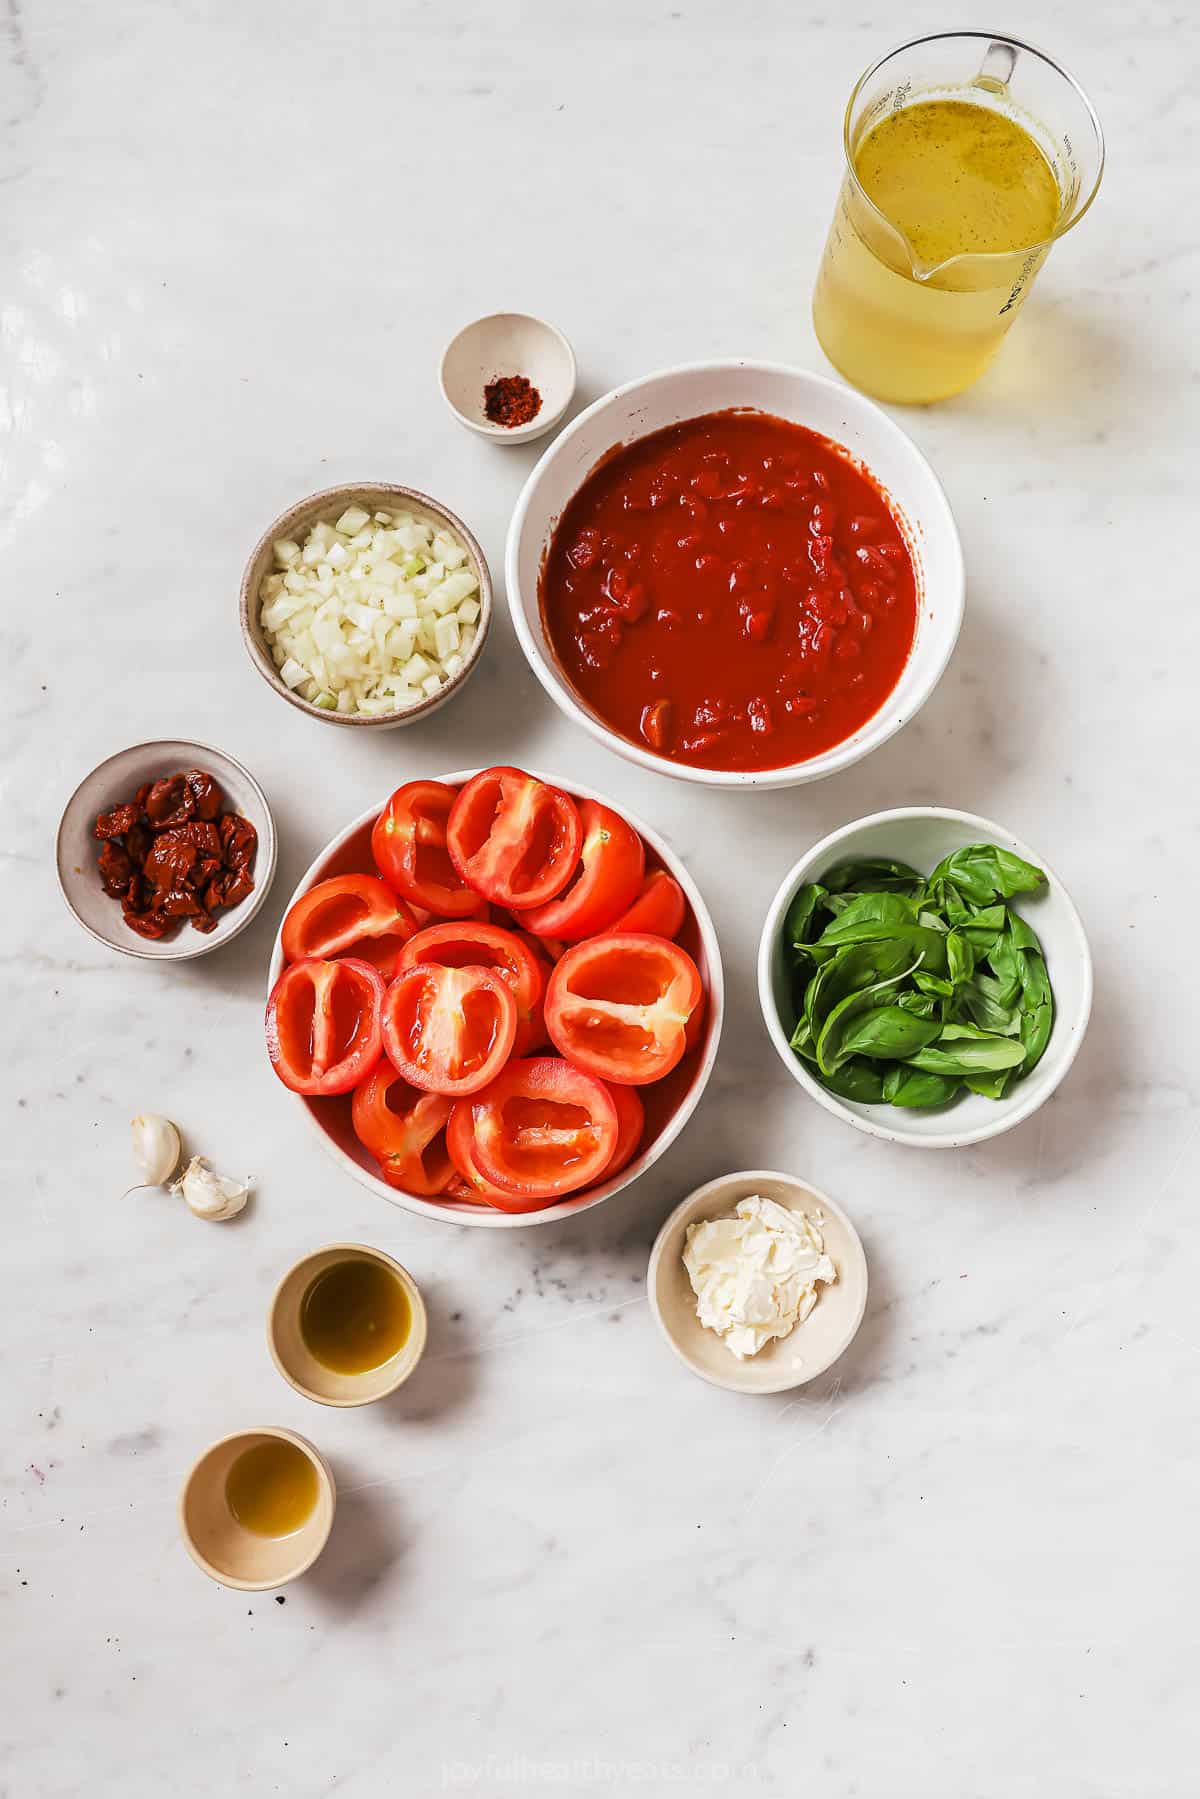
(682, 1195), (837, 1360)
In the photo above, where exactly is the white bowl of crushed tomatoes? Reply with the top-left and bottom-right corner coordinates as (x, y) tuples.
(506, 360), (964, 789)
(264, 765), (724, 1227)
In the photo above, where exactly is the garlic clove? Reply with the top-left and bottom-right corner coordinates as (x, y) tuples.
(131, 1114), (181, 1188)
(171, 1155), (251, 1223)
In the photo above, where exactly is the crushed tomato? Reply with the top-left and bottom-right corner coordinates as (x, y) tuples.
(540, 410), (918, 772)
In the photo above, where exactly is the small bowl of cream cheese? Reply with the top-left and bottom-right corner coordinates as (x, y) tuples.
(647, 1170), (868, 1393)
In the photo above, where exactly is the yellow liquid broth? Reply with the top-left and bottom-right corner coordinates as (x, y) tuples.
(225, 1440), (319, 1538)
(813, 94), (1063, 402)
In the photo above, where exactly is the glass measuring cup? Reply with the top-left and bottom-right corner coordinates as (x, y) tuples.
(811, 32), (1104, 404)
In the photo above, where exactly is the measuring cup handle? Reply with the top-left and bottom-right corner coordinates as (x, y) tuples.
(975, 40), (1018, 88)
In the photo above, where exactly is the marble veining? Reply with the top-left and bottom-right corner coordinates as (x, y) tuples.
(3, 1), (1197, 1794)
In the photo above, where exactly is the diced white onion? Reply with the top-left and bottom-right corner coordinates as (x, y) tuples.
(259, 505), (482, 714)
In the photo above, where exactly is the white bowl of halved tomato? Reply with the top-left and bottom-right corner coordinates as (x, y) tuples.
(506, 360), (964, 788)
(264, 765), (724, 1227)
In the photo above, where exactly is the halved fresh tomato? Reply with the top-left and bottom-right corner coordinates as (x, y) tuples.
(348, 931), (415, 982)
(606, 869), (686, 941)
(266, 956), (384, 1096)
(382, 962), (517, 1095)
(372, 780), (487, 918)
(281, 874), (417, 963)
(469, 1057), (618, 1207)
(513, 801), (644, 941)
(397, 922), (548, 1056)
(445, 1101), (521, 1207)
(509, 925), (566, 968)
(447, 767), (581, 909)
(544, 933), (704, 1085)
(351, 1058), (455, 1196)
(602, 1082), (645, 1179)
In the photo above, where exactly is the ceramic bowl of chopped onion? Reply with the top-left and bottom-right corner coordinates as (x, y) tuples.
(239, 483), (492, 727)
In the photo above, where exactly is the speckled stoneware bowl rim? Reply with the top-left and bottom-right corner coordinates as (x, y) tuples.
(505, 357), (965, 789)
(177, 1425), (336, 1591)
(265, 766), (725, 1229)
(439, 312), (578, 445)
(55, 737), (278, 963)
(267, 1242), (428, 1407)
(238, 482), (493, 728)
(647, 1168), (869, 1394)
(757, 806), (1095, 1149)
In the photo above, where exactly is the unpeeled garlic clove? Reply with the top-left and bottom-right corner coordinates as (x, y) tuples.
(171, 1155), (250, 1223)
(131, 1114), (181, 1188)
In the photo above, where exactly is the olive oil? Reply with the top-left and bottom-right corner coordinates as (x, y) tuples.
(225, 1440), (318, 1538)
(813, 94), (1064, 402)
(299, 1257), (411, 1374)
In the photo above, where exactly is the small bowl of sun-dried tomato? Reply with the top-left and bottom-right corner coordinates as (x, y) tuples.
(56, 739), (277, 960)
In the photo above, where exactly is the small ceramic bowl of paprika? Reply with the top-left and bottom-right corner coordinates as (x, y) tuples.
(439, 313), (577, 445)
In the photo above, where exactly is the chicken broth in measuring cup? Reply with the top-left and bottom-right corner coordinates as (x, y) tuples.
(812, 33), (1103, 403)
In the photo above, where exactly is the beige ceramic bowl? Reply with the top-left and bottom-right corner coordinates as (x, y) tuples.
(178, 1426), (335, 1590)
(268, 1244), (427, 1406)
(239, 482), (492, 728)
(440, 312), (577, 445)
(647, 1169), (869, 1395)
(56, 738), (277, 962)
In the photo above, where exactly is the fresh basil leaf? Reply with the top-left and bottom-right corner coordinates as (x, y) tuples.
(836, 1005), (943, 1062)
(1016, 950), (1053, 1074)
(816, 957), (921, 1075)
(914, 970), (955, 1000)
(961, 977), (1022, 1035)
(979, 937), (1021, 1005)
(821, 856), (924, 895)
(898, 989), (939, 1017)
(1007, 908), (1044, 955)
(965, 1070), (1013, 1100)
(815, 916), (950, 977)
(946, 929), (974, 985)
(882, 1066), (961, 1108)
(927, 844), (1046, 907)
(785, 883), (828, 949)
(818, 1057), (888, 1103)
(908, 1022), (1027, 1076)
(816, 891), (919, 940)
(789, 1013), (816, 1061)
(804, 939), (919, 1037)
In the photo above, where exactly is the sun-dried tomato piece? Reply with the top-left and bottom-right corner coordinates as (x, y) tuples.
(143, 830), (197, 894)
(219, 814), (257, 870)
(125, 820), (153, 866)
(94, 803), (142, 841)
(133, 782), (154, 812)
(180, 820), (221, 858)
(159, 885), (204, 918)
(190, 909), (218, 934)
(144, 776), (195, 828)
(185, 769), (224, 822)
(98, 841), (135, 898)
(122, 871), (148, 915)
(218, 868), (254, 909)
(123, 908), (173, 940)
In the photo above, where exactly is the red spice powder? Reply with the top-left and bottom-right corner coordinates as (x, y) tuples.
(483, 374), (542, 429)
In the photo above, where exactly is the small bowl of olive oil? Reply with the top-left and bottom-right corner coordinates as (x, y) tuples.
(268, 1244), (427, 1407)
(179, 1427), (335, 1590)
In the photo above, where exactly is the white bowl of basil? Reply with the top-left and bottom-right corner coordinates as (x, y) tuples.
(758, 808), (1093, 1148)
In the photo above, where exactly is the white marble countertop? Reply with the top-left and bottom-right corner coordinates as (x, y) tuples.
(5, 2), (1196, 1793)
